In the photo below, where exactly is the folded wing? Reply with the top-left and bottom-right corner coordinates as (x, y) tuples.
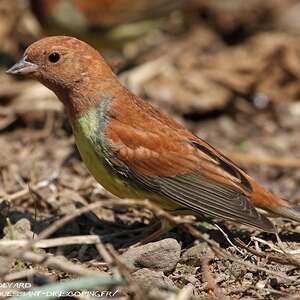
(104, 117), (274, 232)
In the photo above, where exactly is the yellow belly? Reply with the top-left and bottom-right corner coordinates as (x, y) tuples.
(72, 115), (180, 211)
(74, 130), (143, 199)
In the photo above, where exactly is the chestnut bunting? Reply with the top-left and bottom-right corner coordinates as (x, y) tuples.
(7, 36), (300, 233)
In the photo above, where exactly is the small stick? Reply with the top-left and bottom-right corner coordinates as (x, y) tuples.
(0, 172), (59, 203)
(94, 236), (123, 281)
(0, 235), (101, 249)
(106, 244), (144, 299)
(4, 269), (36, 281)
(235, 238), (300, 268)
(252, 236), (284, 253)
(37, 202), (106, 240)
(214, 223), (245, 256)
(0, 246), (107, 277)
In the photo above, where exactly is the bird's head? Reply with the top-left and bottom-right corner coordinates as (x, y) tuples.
(6, 36), (119, 115)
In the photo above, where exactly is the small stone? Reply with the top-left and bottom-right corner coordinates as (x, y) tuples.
(186, 275), (198, 285)
(121, 238), (181, 273)
(3, 218), (33, 240)
(225, 261), (247, 278)
(255, 280), (266, 289)
(244, 273), (253, 281)
(132, 268), (176, 291)
(175, 262), (197, 276)
(181, 242), (214, 266)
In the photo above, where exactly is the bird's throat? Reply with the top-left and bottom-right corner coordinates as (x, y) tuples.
(68, 94), (111, 127)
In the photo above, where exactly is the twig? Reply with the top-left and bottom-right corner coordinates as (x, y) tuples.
(235, 235), (300, 268)
(37, 202), (106, 240)
(0, 172), (59, 203)
(106, 244), (144, 300)
(0, 235), (101, 249)
(94, 237), (145, 299)
(0, 246), (106, 277)
(12, 202), (109, 255)
(4, 269), (36, 281)
(215, 246), (299, 283)
(94, 236), (123, 281)
(185, 222), (300, 283)
(256, 287), (291, 297)
(252, 236), (284, 254)
(275, 233), (300, 267)
(214, 223), (245, 256)
(235, 238), (300, 269)
(94, 238), (114, 265)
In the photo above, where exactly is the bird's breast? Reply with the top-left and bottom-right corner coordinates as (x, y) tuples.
(70, 105), (156, 201)
(71, 106), (132, 198)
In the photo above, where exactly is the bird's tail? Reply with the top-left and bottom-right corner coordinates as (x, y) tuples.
(269, 204), (300, 223)
(249, 181), (300, 223)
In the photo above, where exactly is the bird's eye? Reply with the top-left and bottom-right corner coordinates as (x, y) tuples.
(48, 52), (60, 63)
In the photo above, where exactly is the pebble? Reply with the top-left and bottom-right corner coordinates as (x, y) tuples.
(132, 268), (176, 291)
(181, 242), (214, 266)
(121, 238), (181, 273)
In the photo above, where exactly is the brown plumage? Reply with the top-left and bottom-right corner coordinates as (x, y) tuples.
(6, 36), (300, 233)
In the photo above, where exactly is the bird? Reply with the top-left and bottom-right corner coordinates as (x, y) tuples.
(6, 36), (300, 236)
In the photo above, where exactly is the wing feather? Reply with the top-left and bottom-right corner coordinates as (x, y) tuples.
(104, 119), (274, 232)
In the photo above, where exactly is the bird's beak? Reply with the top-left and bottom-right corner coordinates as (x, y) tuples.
(6, 56), (38, 75)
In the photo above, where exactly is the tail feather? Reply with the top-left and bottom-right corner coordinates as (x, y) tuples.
(271, 204), (300, 223)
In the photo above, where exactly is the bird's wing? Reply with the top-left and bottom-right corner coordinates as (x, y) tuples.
(104, 119), (274, 232)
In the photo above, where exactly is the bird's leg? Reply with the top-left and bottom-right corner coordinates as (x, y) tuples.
(99, 218), (169, 248)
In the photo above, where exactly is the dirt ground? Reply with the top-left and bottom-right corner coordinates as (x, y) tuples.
(0, 0), (300, 299)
